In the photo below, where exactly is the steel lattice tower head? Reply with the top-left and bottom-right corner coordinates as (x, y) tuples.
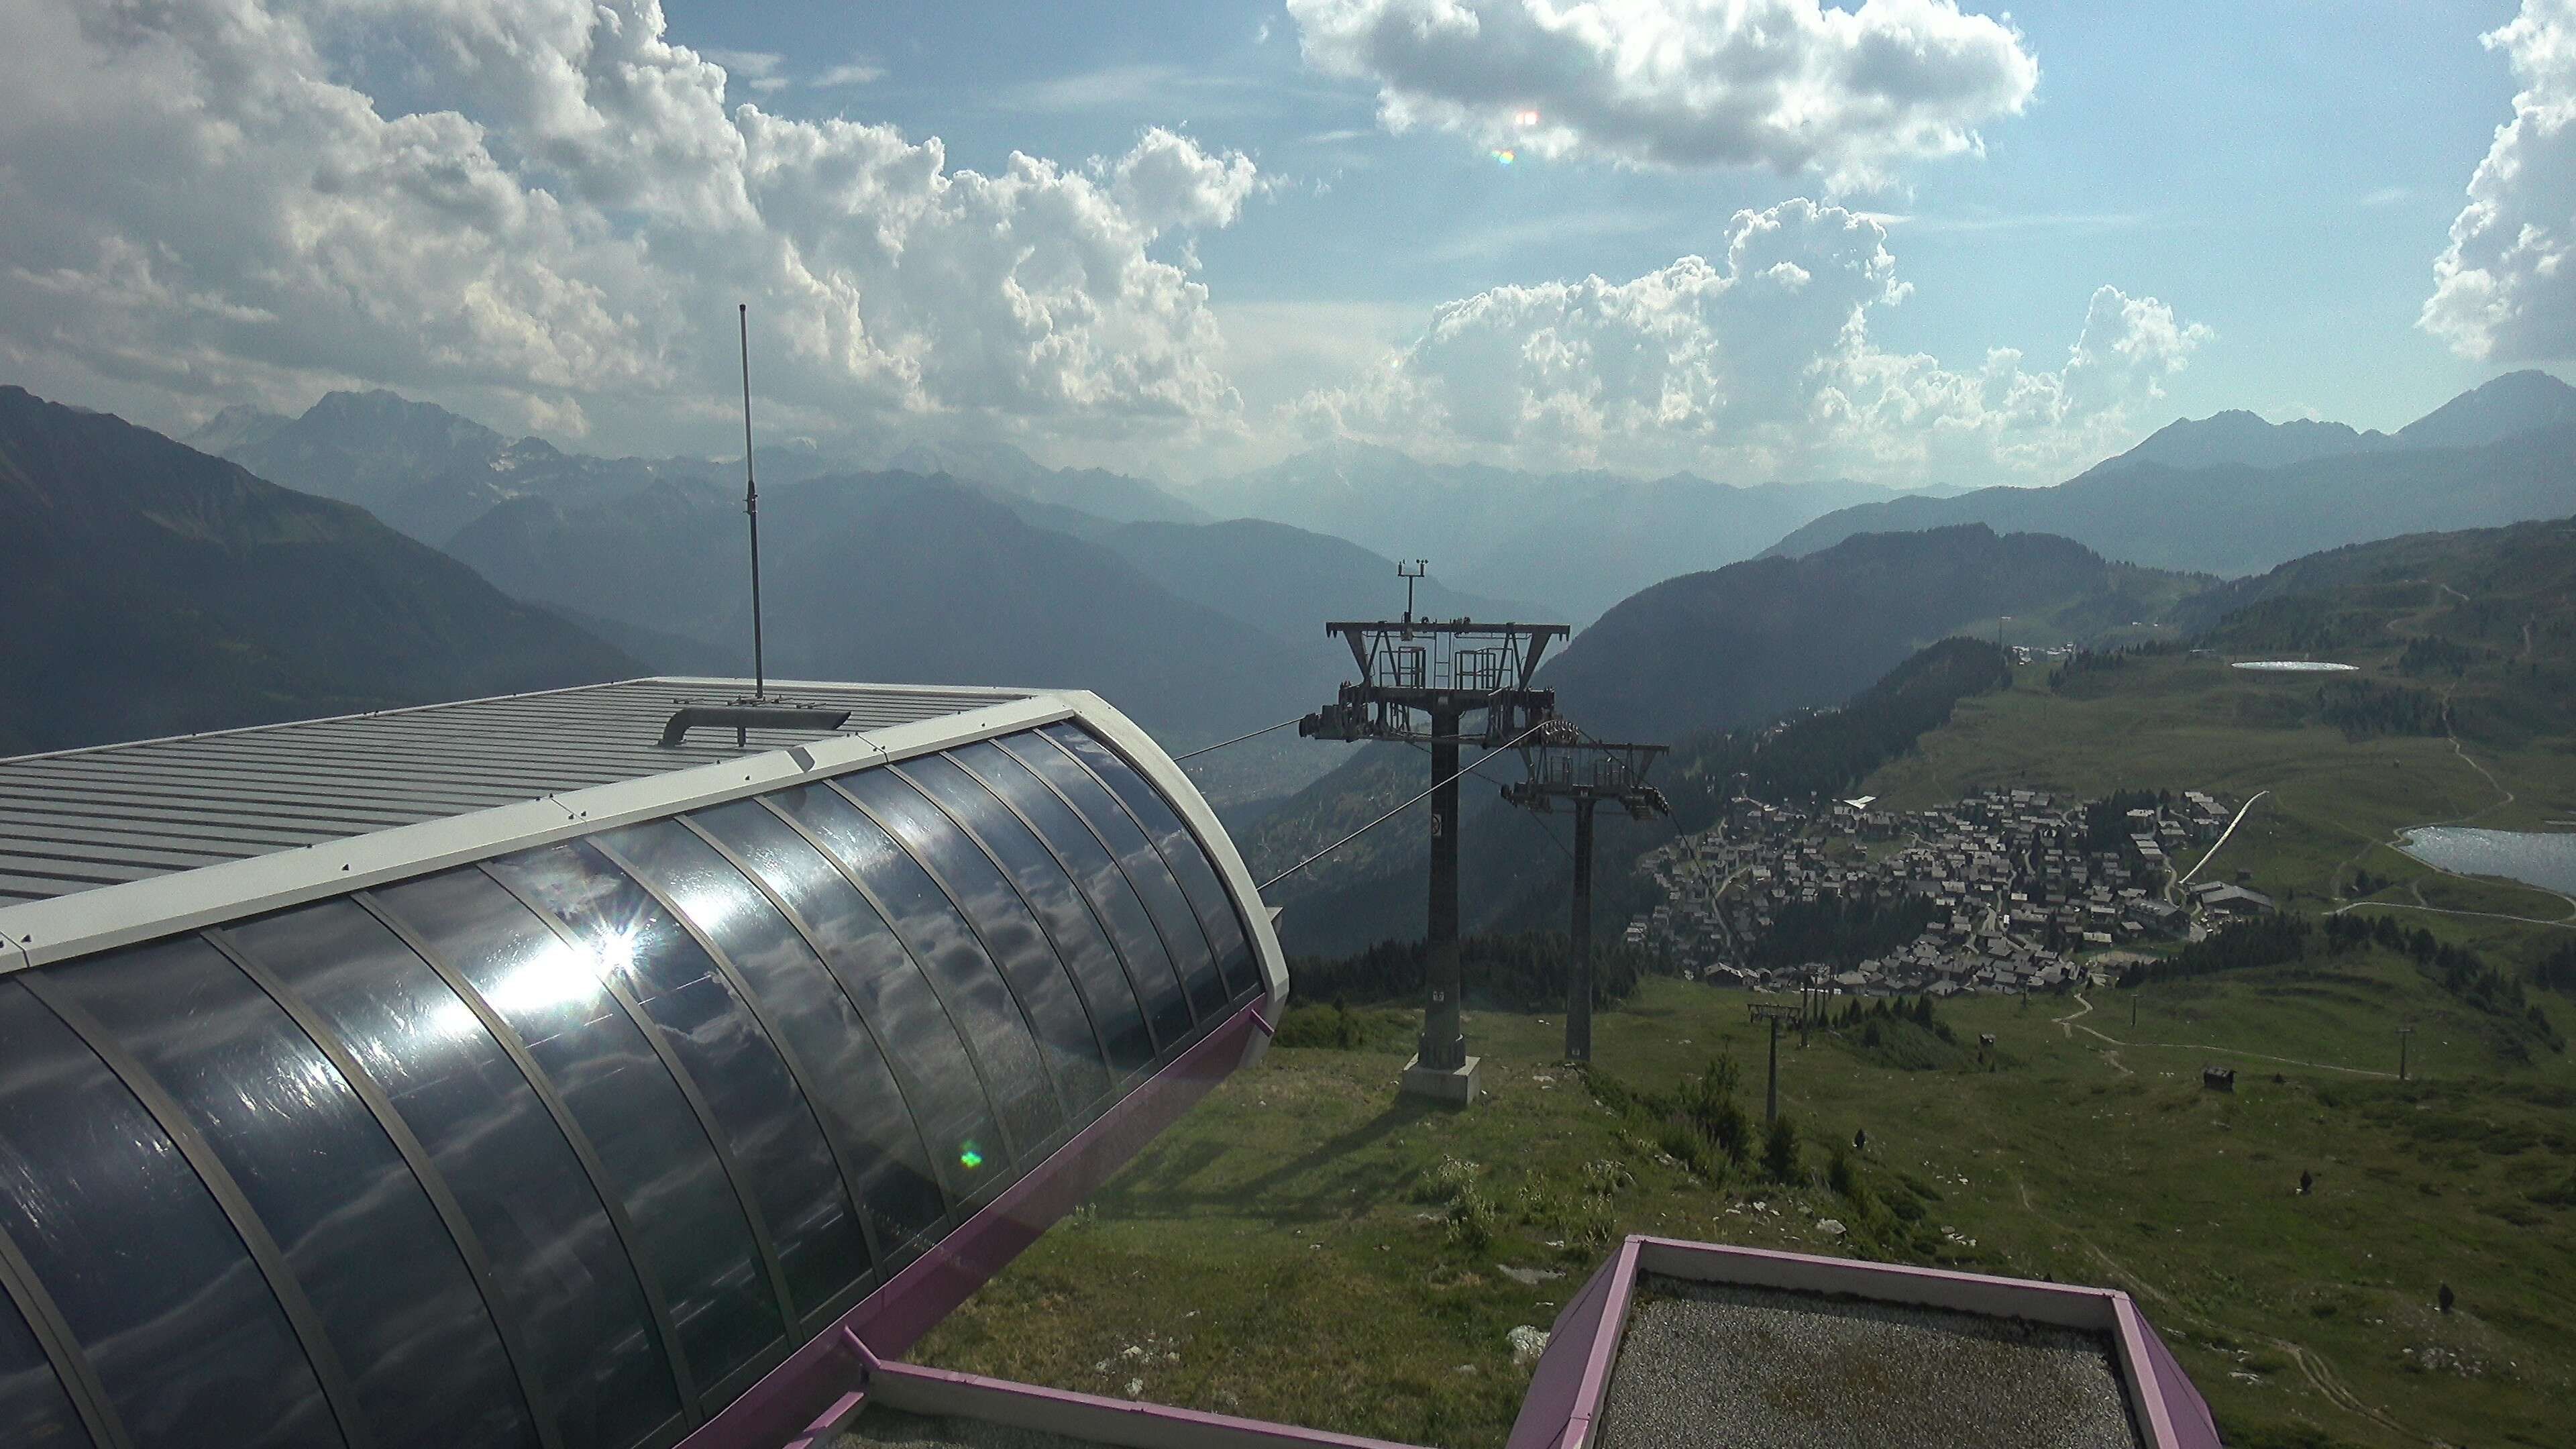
(1297, 573), (1570, 1106)
(1499, 723), (1670, 1065)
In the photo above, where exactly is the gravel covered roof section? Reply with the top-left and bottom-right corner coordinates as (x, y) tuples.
(1599, 1276), (2144, 1449)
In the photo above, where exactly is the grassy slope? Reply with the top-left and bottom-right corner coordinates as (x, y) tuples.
(914, 972), (2576, 1449)
(1870, 655), (2576, 931)
(914, 648), (2576, 1449)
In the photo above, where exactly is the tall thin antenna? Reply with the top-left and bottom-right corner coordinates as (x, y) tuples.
(739, 302), (767, 701)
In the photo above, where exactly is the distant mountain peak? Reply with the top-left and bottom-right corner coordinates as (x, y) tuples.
(2102, 409), (2381, 475)
(299, 387), (506, 445)
(184, 402), (290, 455)
(2396, 368), (2576, 449)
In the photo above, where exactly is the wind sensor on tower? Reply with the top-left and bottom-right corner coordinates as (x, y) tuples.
(1299, 561), (1568, 1106)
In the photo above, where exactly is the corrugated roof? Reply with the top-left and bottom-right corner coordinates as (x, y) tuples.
(0, 678), (1028, 904)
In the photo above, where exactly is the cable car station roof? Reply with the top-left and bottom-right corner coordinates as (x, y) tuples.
(0, 678), (1030, 909)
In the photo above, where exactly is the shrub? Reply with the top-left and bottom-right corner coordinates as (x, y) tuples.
(1828, 1143), (1868, 1208)
(1446, 1185), (1499, 1251)
(1672, 1056), (1754, 1167)
(1764, 1114), (1802, 1183)
(1659, 1116), (1723, 1181)
(1411, 1155), (1480, 1205)
(1580, 1159), (1635, 1195)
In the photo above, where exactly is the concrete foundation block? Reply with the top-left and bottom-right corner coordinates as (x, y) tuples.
(1401, 1055), (1483, 1106)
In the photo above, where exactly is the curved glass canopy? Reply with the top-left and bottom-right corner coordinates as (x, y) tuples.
(0, 725), (1266, 1449)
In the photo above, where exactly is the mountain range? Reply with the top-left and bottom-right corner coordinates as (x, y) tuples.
(441, 469), (1344, 748)
(21, 364), (2576, 800)
(193, 391), (1210, 549)
(1187, 439), (1915, 623)
(0, 386), (637, 755)
(1767, 372), (2576, 574)
(1539, 525), (2204, 741)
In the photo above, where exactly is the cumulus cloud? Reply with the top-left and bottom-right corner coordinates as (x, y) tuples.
(1107, 127), (1267, 232)
(2421, 0), (2576, 362)
(1293, 199), (2207, 482)
(1285, 0), (2038, 186)
(0, 0), (1258, 449)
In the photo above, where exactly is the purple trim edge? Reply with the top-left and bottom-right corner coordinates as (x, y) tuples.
(1504, 1244), (1629, 1449)
(682, 1000), (1265, 1449)
(1632, 1234), (2131, 1307)
(2134, 1314), (2224, 1449)
(866, 1357), (1427, 1449)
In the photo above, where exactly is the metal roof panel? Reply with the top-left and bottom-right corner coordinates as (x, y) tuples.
(0, 678), (1028, 908)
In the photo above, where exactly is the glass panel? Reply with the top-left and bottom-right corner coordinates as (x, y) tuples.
(991, 733), (1227, 1020)
(488, 841), (870, 1318)
(1042, 726), (1259, 1001)
(233, 899), (678, 1449)
(48, 938), (536, 1449)
(0, 1285), (89, 1449)
(0, 979), (339, 1449)
(685, 801), (1004, 1201)
(903, 755), (1154, 1075)
(373, 870), (780, 1392)
(603, 820), (946, 1259)
(837, 771), (1112, 1112)
(953, 742), (1195, 1048)
(765, 786), (1063, 1157)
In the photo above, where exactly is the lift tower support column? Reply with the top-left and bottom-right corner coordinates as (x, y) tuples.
(1301, 585), (1567, 1107)
(1750, 1003), (1803, 1124)
(1501, 729), (1670, 1065)
(1424, 702), (1465, 1074)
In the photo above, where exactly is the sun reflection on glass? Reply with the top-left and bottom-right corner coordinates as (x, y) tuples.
(589, 924), (641, 980)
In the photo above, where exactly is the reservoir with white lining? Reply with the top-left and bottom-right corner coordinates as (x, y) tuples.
(2398, 826), (2576, 896)
(2233, 660), (2359, 672)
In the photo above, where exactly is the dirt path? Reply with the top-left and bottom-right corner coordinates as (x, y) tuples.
(2175, 790), (2270, 894)
(2051, 993), (2094, 1036)
(2050, 995), (2134, 1073)
(2332, 899), (2576, 930)
(2049, 994), (2396, 1077)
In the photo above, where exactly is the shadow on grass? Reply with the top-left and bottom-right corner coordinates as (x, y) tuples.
(1095, 1095), (1442, 1222)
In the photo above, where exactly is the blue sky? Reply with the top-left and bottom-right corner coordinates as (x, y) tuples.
(668, 0), (2536, 430)
(5, 1), (2568, 486)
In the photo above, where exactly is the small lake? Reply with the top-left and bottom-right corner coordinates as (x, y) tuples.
(2398, 827), (2576, 896)
(2233, 661), (2358, 673)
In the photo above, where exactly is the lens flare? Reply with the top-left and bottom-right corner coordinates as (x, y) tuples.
(1491, 148), (1515, 166)
(1514, 108), (1540, 127)
(959, 1142), (985, 1171)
